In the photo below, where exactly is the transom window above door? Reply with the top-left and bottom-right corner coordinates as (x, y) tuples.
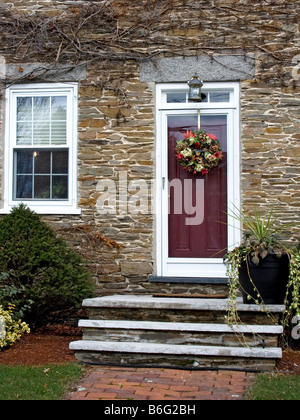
(157, 82), (239, 110)
(166, 91), (231, 104)
(2, 83), (80, 214)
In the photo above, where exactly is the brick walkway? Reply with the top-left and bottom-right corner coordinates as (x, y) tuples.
(67, 366), (255, 400)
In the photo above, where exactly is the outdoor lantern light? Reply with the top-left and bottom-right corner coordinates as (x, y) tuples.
(188, 76), (207, 102)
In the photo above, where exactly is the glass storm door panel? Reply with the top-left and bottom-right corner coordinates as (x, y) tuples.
(168, 114), (228, 259)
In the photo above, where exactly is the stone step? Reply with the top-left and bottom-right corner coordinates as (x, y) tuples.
(70, 340), (282, 371)
(82, 295), (285, 313)
(79, 319), (283, 334)
(70, 340), (282, 358)
(83, 295), (285, 324)
(71, 295), (285, 371)
(80, 320), (282, 347)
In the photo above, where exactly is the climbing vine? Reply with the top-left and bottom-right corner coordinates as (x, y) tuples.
(0, 0), (299, 88)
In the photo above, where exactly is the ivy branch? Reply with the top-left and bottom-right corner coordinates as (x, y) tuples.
(0, 0), (298, 88)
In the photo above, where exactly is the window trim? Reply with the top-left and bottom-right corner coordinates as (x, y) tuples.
(2, 83), (80, 214)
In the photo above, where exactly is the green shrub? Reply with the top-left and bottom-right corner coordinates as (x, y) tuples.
(0, 204), (95, 327)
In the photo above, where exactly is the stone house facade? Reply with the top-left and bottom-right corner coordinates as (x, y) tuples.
(0, 0), (299, 298)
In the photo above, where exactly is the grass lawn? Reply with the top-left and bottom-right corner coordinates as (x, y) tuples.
(0, 363), (85, 400)
(247, 373), (300, 400)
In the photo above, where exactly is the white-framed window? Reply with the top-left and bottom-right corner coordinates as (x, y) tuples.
(2, 83), (80, 214)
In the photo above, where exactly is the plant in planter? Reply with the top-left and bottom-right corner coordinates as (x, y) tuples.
(281, 242), (300, 341)
(223, 206), (298, 328)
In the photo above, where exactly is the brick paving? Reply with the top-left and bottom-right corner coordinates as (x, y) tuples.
(67, 366), (255, 400)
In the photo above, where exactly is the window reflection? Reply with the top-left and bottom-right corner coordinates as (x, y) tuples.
(16, 96), (67, 145)
(14, 149), (69, 200)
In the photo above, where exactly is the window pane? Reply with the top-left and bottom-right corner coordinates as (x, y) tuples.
(52, 151), (68, 174)
(33, 121), (50, 145)
(209, 92), (230, 102)
(201, 115), (228, 152)
(17, 97), (32, 121)
(33, 97), (50, 121)
(167, 93), (187, 103)
(17, 122), (32, 145)
(51, 121), (67, 145)
(16, 150), (33, 174)
(16, 175), (32, 199)
(34, 151), (50, 174)
(34, 175), (50, 199)
(16, 95), (67, 146)
(52, 96), (67, 120)
(52, 176), (68, 199)
(14, 149), (69, 201)
(52, 97), (67, 144)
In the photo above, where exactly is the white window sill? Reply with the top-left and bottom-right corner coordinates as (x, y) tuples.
(0, 205), (82, 215)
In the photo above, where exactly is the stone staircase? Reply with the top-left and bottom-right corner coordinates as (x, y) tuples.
(70, 295), (285, 371)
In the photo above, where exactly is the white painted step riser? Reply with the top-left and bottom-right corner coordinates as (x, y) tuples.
(70, 340), (282, 359)
(79, 320), (283, 335)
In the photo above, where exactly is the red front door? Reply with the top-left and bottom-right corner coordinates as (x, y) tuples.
(168, 115), (228, 259)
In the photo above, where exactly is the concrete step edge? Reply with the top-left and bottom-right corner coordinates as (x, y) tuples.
(78, 319), (283, 335)
(69, 340), (282, 359)
(82, 295), (285, 313)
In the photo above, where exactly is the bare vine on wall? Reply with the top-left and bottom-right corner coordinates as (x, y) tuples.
(0, 0), (178, 85)
(57, 224), (123, 280)
(0, 0), (299, 88)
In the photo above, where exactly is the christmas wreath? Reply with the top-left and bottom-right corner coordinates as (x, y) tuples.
(175, 130), (224, 175)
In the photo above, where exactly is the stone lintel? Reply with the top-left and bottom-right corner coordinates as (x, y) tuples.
(140, 55), (256, 83)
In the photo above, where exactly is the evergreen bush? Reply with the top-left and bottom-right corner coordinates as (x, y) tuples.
(0, 204), (95, 327)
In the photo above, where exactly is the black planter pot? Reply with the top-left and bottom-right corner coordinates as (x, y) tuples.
(239, 252), (290, 304)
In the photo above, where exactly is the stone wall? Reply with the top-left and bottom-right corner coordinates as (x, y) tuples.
(0, 0), (299, 295)
(241, 81), (300, 242)
(75, 60), (156, 295)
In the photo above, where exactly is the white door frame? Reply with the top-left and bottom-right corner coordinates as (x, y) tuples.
(155, 82), (241, 278)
